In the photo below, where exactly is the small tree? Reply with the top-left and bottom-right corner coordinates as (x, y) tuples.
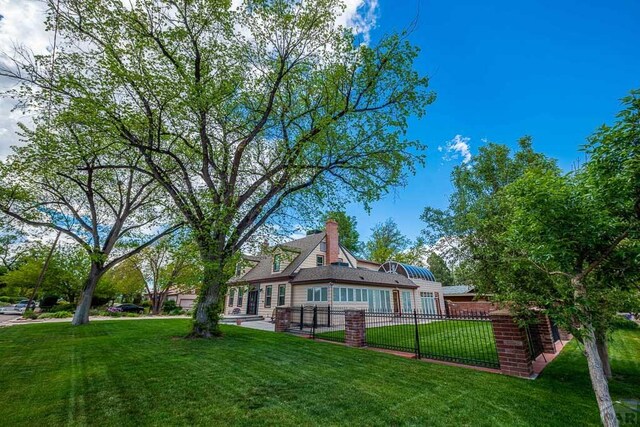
(131, 235), (201, 315)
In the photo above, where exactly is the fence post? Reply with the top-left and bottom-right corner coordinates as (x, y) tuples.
(300, 305), (304, 330)
(413, 309), (421, 359)
(312, 306), (318, 339)
(274, 307), (292, 332)
(489, 309), (534, 377)
(344, 310), (366, 347)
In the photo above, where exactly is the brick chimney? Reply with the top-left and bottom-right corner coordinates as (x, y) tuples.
(325, 219), (339, 265)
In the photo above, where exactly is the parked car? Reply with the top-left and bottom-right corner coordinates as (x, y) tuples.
(14, 300), (36, 311)
(117, 303), (144, 314)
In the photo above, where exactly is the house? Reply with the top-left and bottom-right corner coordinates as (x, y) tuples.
(442, 285), (496, 315)
(224, 219), (446, 318)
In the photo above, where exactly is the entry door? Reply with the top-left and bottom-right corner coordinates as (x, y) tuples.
(392, 290), (401, 313)
(247, 290), (258, 315)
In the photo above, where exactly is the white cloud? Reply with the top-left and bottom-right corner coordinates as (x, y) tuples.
(0, 0), (51, 159)
(439, 134), (472, 164)
(335, 0), (379, 45)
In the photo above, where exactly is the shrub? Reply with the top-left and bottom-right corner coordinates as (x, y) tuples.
(163, 300), (178, 313)
(0, 302), (10, 307)
(22, 310), (38, 320)
(140, 300), (151, 309)
(39, 295), (60, 311)
(169, 308), (185, 316)
(123, 312), (140, 317)
(51, 303), (76, 313)
(38, 311), (73, 319)
(0, 296), (24, 304)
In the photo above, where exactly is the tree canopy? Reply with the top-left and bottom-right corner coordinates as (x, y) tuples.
(0, 0), (433, 336)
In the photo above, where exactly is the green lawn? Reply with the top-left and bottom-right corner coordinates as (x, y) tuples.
(319, 320), (499, 367)
(1, 320), (638, 426)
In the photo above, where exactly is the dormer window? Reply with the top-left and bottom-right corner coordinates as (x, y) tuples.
(273, 254), (281, 272)
(235, 263), (242, 277)
(316, 255), (325, 266)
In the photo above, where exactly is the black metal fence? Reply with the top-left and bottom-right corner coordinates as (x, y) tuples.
(287, 306), (500, 369)
(364, 310), (500, 369)
(288, 306), (346, 343)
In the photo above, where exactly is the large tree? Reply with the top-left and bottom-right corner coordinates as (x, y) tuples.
(1, 0), (433, 336)
(426, 252), (453, 286)
(364, 218), (411, 263)
(0, 124), (182, 325)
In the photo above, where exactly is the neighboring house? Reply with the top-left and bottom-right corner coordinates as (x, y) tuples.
(225, 219), (446, 318)
(163, 287), (197, 310)
(442, 285), (495, 315)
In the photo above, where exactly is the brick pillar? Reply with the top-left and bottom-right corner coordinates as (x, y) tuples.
(490, 309), (533, 378)
(344, 310), (366, 347)
(535, 314), (556, 354)
(275, 307), (292, 332)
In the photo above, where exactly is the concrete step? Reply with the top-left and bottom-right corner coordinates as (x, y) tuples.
(220, 315), (264, 324)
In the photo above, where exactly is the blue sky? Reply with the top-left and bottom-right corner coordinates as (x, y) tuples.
(347, 0), (640, 242)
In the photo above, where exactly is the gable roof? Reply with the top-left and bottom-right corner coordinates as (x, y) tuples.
(291, 265), (418, 289)
(230, 232), (326, 283)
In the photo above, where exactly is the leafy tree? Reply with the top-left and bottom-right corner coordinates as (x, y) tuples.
(421, 97), (640, 427)
(127, 235), (201, 315)
(0, 125), (182, 325)
(1, 245), (87, 302)
(364, 219), (411, 263)
(318, 211), (362, 254)
(1, 0), (433, 336)
(426, 252), (453, 286)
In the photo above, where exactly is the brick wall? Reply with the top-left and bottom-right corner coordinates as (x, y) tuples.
(528, 314), (556, 354)
(344, 310), (366, 347)
(274, 307), (292, 332)
(490, 310), (534, 378)
(446, 300), (497, 315)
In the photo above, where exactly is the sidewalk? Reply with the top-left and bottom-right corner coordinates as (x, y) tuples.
(0, 314), (191, 327)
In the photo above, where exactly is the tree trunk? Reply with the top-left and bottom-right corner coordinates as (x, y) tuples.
(189, 251), (229, 338)
(596, 329), (612, 380)
(151, 294), (162, 315)
(71, 263), (103, 326)
(583, 326), (618, 427)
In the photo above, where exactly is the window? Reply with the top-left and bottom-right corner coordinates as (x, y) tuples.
(264, 285), (272, 308)
(421, 291), (436, 314)
(278, 285), (286, 306)
(333, 287), (368, 303)
(368, 289), (391, 312)
(228, 289), (235, 306)
(237, 288), (243, 307)
(235, 263), (242, 277)
(319, 242), (326, 252)
(402, 291), (412, 313)
(316, 255), (325, 266)
(306, 287), (328, 302)
(273, 254), (281, 272)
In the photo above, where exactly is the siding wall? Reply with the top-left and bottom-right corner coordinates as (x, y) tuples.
(412, 279), (446, 314)
(225, 281), (292, 318)
(295, 239), (356, 271)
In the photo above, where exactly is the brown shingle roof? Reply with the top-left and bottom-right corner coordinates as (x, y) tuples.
(290, 265), (418, 289)
(230, 232), (326, 283)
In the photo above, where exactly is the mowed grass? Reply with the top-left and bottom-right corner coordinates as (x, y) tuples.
(319, 320), (499, 367)
(0, 320), (638, 426)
